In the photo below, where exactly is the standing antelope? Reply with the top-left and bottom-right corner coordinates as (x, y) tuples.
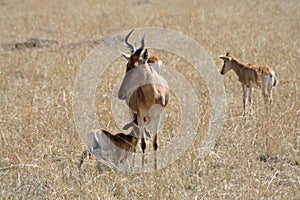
(118, 29), (169, 169)
(219, 52), (277, 115)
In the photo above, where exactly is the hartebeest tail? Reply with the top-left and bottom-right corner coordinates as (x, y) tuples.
(219, 51), (277, 115)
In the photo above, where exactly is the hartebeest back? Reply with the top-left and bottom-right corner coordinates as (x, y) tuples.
(118, 30), (169, 169)
(219, 51), (277, 115)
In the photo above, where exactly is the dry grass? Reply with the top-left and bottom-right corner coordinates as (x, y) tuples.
(0, 0), (299, 199)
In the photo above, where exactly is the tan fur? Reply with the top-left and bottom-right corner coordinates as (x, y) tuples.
(220, 54), (258, 87)
(102, 130), (139, 153)
(118, 30), (169, 169)
(148, 54), (161, 64)
(78, 127), (140, 171)
(220, 52), (277, 115)
(121, 52), (169, 169)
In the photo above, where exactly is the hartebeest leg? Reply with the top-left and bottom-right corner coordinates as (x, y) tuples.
(242, 84), (248, 116)
(267, 84), (273, 109)
(248, 87), (254, 114)
(137, 115), (146, 167)
(78, 150), (90, 169)
(93, 149), (104, 172)
(132, 148), (136, 169)
(149, 105), (164, 169)
(152, 115), (161, 170)
(153, 134), (158, 169)
(261, 77), (270, 115)
(141, 137), (146, 166)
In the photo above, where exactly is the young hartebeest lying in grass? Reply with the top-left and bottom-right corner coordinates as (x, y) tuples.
(219, 52), (277, 115)
(118, 30), (169, 169)
(78, 120), (148, 171)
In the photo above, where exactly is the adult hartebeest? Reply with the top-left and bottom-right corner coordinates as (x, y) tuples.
(219, 51), (277, 115)
(118, 29), (169, 169)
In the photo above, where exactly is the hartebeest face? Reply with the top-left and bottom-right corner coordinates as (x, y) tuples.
(120, 29), (162, 73)
(125, 48), (149, 72)
(219, 52), (234, 75)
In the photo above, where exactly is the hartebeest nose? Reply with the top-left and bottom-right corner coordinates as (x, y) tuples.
(220, 70), (224, 75)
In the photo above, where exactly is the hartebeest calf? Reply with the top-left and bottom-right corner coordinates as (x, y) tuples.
(78, 122), (141, 171)
(118, 30), (169, 169)
(219, 52), (277, 115)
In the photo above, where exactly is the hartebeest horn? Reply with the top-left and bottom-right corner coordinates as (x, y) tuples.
(125, 29), (136, 53)
(140, 33), (146, 50)
(133, 33), (146, 56)
(226, 51), (231, 56)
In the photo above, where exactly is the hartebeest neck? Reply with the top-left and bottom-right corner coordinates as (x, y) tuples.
(230, 59), (247, 81)
(102, 130), (138, 150)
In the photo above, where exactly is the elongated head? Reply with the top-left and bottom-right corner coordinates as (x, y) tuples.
(120, 30), (149, 72)
(219, 51), (234, 75)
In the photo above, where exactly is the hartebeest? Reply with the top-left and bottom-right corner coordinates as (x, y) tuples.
(78, 122), (141, 171)
(219, 52), (277, 115)
(118, 29), (169, 169)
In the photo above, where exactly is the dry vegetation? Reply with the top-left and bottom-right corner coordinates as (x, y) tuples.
(0, 0), (299, 199)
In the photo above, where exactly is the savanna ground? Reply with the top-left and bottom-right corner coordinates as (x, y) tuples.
(0, 0), (299, 199)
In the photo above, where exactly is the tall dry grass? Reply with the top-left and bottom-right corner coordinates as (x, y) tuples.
(0, 0), (299, 199)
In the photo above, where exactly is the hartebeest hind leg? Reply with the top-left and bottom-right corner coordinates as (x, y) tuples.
(140, 137), (146, 166)
(249, 87), (254, 114)
(242, 84), (249, 116)
(262, 77), (272, 115)
(152, 117), (160, 170)
(137, 115), (147, 167)
(150, 105), (163, 169)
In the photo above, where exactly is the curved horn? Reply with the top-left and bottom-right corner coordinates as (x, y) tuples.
(140, 33), (146, 50)
(125, 29), (136, 52)
(226, 51), (231, 56)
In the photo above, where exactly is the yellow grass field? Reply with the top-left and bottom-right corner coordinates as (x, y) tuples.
(0, 0), (299, 199)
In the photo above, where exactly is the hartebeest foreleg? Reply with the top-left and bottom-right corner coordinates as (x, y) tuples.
(242, 84), (255, 115)
(137, 115), (147, 166)
(249, 87), (254, 114)
(152, 115), (160, 170)
(242, 84), (248, 116)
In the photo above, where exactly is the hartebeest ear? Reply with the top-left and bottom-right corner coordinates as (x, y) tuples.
(119, 50), (131, 60)
(219, 55), (232, 61)
(142, 49), (149, 63)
